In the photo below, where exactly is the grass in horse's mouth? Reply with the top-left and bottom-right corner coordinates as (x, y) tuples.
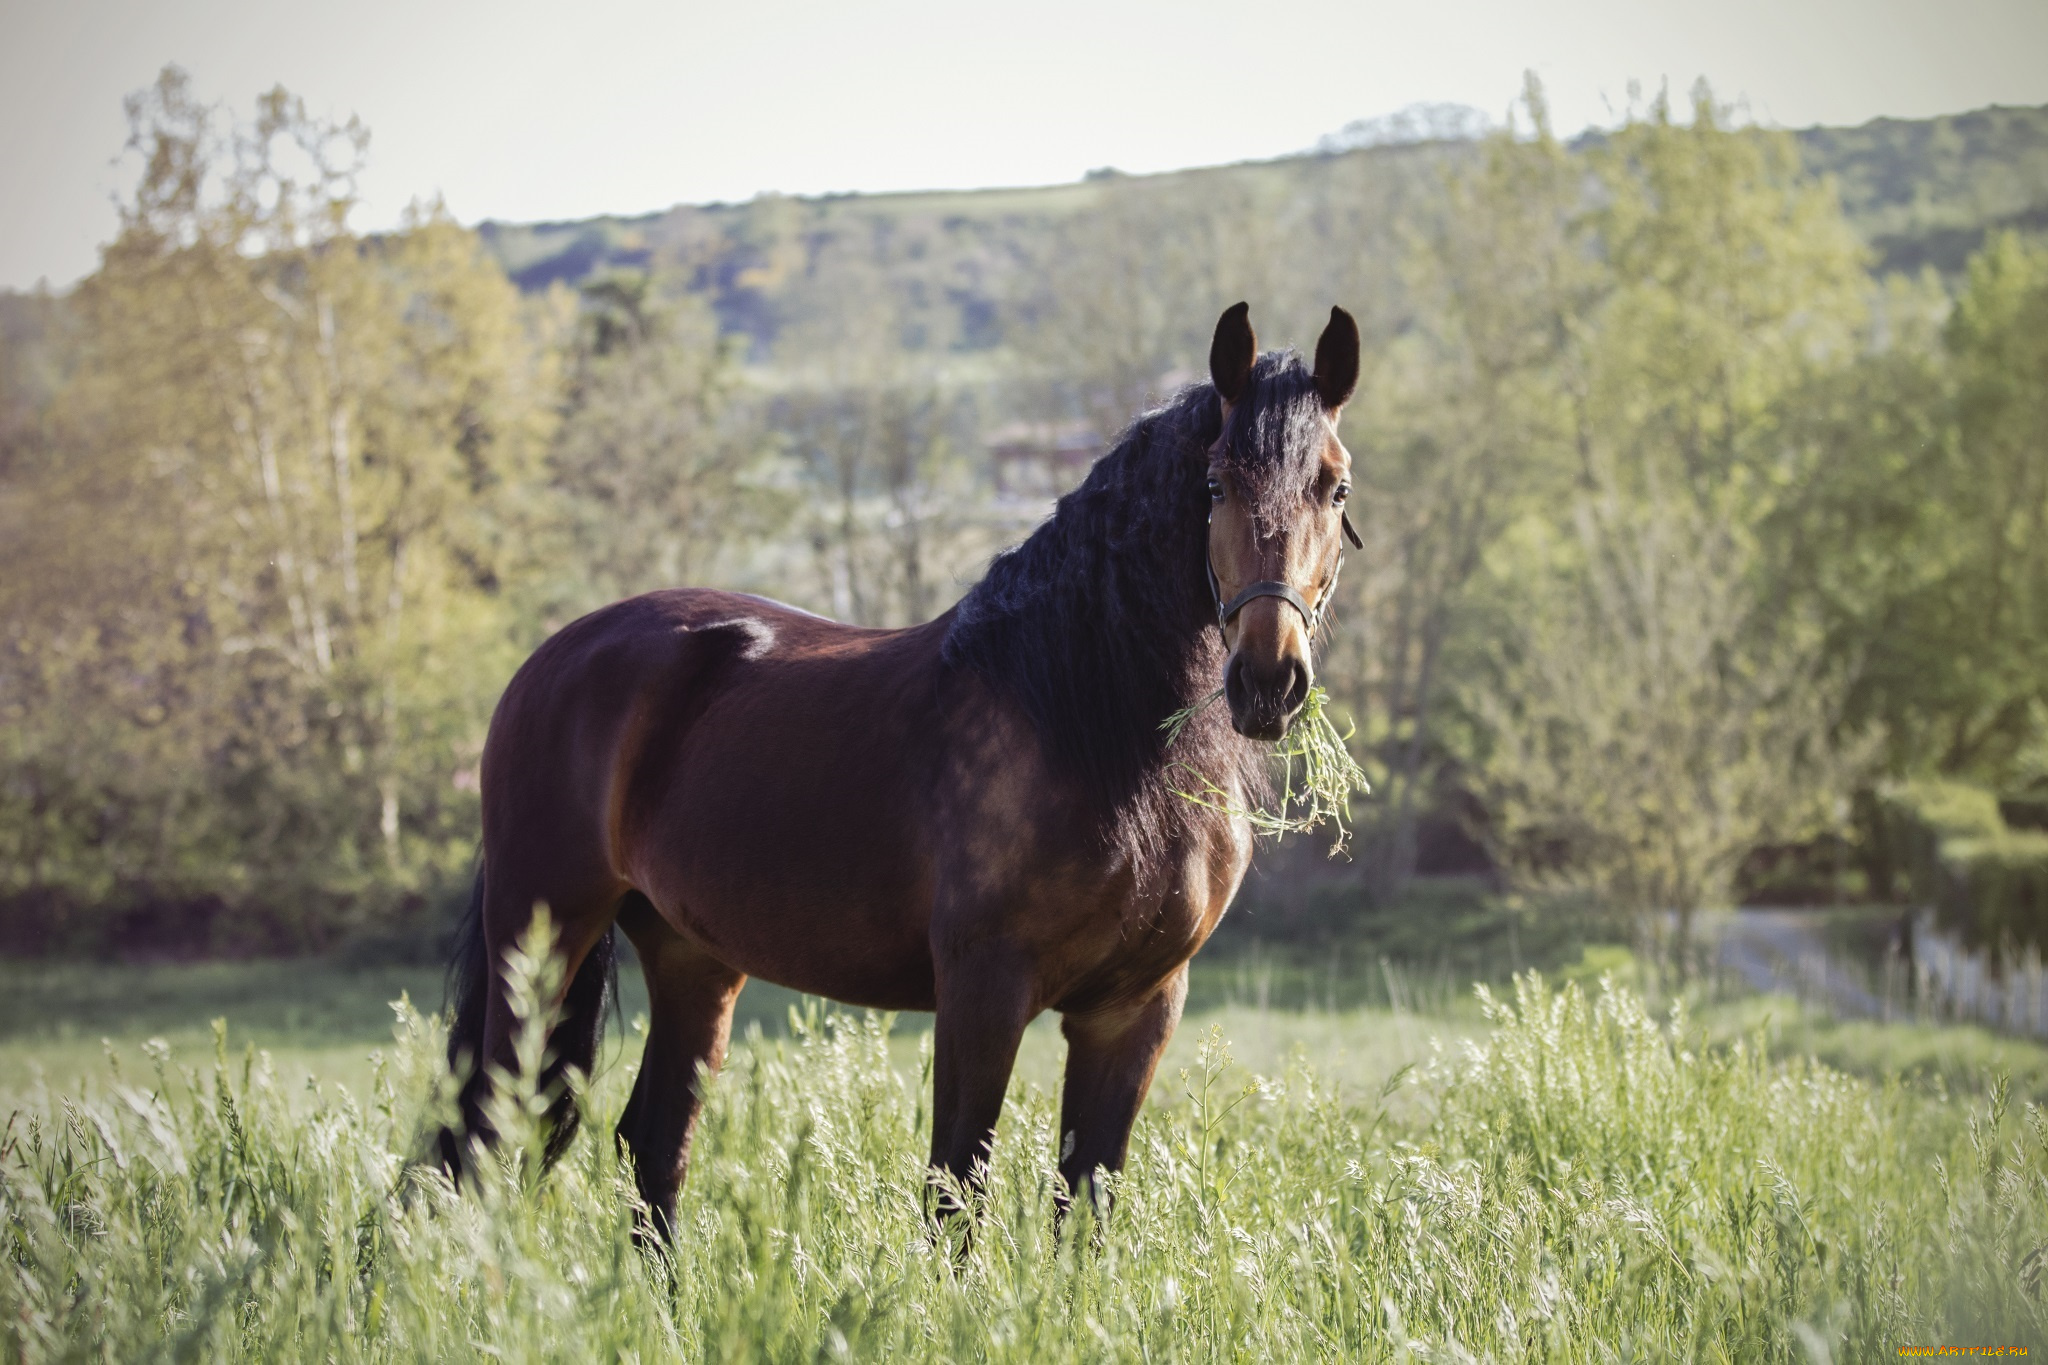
(1160, 685), (1371, 853)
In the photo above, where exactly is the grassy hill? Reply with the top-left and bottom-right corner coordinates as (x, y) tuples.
(1802, 103), (2048, 274)
(475, 103), (2048, 363)
(477, 139), (1457, 367)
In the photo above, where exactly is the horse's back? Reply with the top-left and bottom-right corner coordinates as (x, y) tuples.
(492, 587), (905, 733)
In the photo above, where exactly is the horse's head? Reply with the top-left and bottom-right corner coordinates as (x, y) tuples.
(1203, 302), (1361, 741)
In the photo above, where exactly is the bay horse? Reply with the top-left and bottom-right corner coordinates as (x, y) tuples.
(440, 302), (1362, 1235)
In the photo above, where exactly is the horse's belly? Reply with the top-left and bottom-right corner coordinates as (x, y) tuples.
(666, 866), (940, 1012)
(628, 712), (940, 1011)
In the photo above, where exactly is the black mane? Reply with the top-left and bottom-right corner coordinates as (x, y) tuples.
(944, 351), (1329, 877)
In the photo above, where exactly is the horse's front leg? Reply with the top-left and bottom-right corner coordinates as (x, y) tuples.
(927, 945), (1036, 1217)
(1055, 964), (1187, 1213)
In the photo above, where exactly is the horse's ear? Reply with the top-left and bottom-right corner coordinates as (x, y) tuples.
(1313, 305), (1360, 412)
(1210, 302), (1256, 407)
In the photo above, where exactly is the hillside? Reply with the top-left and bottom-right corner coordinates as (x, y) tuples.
(476, 103), (2048, 362)
(1805, 103), (2048, 274)
(476, 138), (1462, 368)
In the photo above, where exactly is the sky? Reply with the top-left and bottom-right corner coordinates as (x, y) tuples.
(3, 0), (2046, 292)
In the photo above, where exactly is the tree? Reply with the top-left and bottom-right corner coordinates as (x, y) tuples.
(774, 380), (983, 626)
(1011, 173), (1308, 443)
(1927, 234), (2048, 779)
(0, 69), (555, 944)
(766, 227), (997, 628)
(1333, 77), (1587, 902)
(546, 272), (780, 612)
(1472, 486), (1857, 961)
(1463, 84), (1874, 960)
(1768, 232), (2048, 797)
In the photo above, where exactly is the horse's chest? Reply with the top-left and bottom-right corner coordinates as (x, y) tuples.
(1055, 821), (1251, 1011)
(1129, 856), (1232, 945)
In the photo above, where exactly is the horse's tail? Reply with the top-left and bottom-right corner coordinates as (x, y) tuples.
(444, 856), (491, 1078)
(438, 859), (493, 1177)
(439, 852), (620, 1176)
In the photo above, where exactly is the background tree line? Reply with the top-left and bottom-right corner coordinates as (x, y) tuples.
(1, 67), (2044, 957)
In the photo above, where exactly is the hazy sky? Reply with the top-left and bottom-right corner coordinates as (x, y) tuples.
(4, 0), (2046, 291)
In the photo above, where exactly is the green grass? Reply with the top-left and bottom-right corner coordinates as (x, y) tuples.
(4, 950), (2045, 1360)
(0, 954), (1478, 1106)
(1705, 991), (2048, 1107)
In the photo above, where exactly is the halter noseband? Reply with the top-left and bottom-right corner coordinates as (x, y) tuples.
(1205, 510), (1361, 639)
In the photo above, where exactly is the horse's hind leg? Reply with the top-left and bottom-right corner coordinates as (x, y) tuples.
(535, 917), (618, 1168)
(614, 894), (745, 1238)
(1055, 966), (1187, 1213)
(451, 866), (623, 1175)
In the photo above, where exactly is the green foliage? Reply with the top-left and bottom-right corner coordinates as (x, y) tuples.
(541, 274), (783, 613)
(1329, 77), (1587, 901)
(3, 977), (2041, 1359)
(1942, 233), (2048, 771)
(1790, 235), (2048, 785)
(1872, 779), (2007, 898)
(1944, 832), (2048, 955)
(1463, 87), (1873, 941)
(1555, 942), (1641, 990)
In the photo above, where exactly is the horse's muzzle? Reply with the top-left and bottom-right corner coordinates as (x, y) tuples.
(1224, 650), (1310, 742)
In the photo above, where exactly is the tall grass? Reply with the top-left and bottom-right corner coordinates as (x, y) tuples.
(3, 965), (2042, 1360)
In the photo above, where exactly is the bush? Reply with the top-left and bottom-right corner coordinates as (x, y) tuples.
(1868, 778), (2006, 902)
(1219, 869), (1609, 981)
(0, 870), (470, 961)
(1865, 779), (2048, 954)
(1943, 830), (2048, 956)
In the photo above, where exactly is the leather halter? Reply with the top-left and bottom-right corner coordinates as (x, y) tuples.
(1206, 510), (1360, 638)
(1204, 403), (1364, 640)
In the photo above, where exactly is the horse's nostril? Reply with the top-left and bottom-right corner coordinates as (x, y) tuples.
(1281, 660), (1310, 717)
(1224, 653), (1252, 718)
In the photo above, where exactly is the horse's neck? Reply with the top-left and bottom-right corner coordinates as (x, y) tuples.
(943, 407), (1244, 830)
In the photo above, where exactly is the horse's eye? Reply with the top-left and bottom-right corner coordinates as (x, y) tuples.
(1333, 483), (1351, 507)
(1207, 478), (1225, 503)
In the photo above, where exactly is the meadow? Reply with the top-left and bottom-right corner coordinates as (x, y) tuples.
(5, 59), (2046, 1364)
(4, 946), (2047, 1360)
